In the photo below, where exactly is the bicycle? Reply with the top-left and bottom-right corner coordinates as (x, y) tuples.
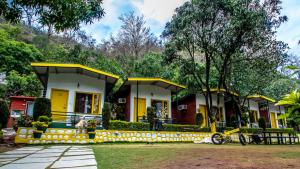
(211, 128), (247, 145)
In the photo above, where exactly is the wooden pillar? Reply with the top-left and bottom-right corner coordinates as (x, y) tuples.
(43, 67), (49, 97)
(267, 100), (270, 127)
(136, 81), (139, 122)
(175, 87), (178, 124)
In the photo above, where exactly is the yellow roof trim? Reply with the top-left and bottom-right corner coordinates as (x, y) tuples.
(31, 63), (120, 79)
(247, 95), (276, 103)
(203, 88), (239, 96)
(127, 77), (186, 89)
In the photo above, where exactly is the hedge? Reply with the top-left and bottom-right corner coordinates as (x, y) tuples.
(110, 121), (232, 132)
(240, 127), (295, 134)
(109, 121), (296, 133)
(109, 120), (149, 131)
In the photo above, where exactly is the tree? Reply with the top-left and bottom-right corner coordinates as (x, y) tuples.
(33, 97), (51, 121)
(276, 91), (300, 130)
(1, 0), (105, 36)
(102, 102), (111, 130)
(5, 71), (42, 98)
(147, 107), (156, 130)
(0, 100), (9, 128)
(0, 28), (43, 75)
(99, 11), (161, 64)
(163, 0), (287, 132)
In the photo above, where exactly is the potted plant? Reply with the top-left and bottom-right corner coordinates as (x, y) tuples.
(87, 119), (96, 139)
(32, 121), (47, 138)
(38, 116), (51, 132)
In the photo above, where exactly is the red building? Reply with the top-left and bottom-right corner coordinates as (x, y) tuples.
(172, 94), (197, 124)
(7, 96), (35, 128)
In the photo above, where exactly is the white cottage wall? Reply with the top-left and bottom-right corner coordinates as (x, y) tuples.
(130, 85), (172, 122)
(46, 73), (106, 113)
(195, 93), (226, 122)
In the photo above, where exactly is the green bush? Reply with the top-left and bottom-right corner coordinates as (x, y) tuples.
(0, 100), (9, 129)
(33, 97), (51, 121)
(110, 120), (149, 131)
(37, 116), (50, 124)
(147, 107), (156, 130)
(15, 115), (33, 128)
(32, 121), (47, 131)
(162, 124), (200, 132)
(102, 102), (111, 130)
(195, 113), (204, 126)
(258, 117), (266, 130)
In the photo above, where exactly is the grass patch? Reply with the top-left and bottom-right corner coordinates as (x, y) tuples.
(92, 144), (181, 169)
(275, 152), (300, 159)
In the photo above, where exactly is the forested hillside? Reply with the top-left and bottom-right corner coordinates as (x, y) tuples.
(0, 0), (299, 102)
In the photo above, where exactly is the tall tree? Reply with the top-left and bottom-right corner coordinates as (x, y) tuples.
(99, 12), (161, 61)
(163, 0), (287, 131)
(0, 0), (105, 36)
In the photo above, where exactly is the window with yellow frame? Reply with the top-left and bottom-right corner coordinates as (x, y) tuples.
(74, 92), (101, 114)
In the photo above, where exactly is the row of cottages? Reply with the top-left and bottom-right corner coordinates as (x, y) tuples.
(31, 63), (285, 128)
(31, 63), (185, 126)
(172, 90), (286, 129)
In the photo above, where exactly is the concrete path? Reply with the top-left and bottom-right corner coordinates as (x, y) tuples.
(0, 146), (97, 169)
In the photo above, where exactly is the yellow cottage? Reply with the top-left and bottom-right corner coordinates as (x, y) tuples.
(116, 77), (186, 123)
(31, 63), (119, 126)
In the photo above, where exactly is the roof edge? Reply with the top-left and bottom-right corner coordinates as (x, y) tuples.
(31, 63), (120, 79)
(127, 77), (186, 89)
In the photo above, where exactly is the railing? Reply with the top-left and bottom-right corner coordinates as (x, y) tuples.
(137, 116), (174, 124)
(250, 122), (259, 128)
(51, 111), (102, 127)
(216, 121), (226, 128)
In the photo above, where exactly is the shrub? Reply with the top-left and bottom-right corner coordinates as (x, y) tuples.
(147, 107), (156, 130)
(38, 116), (50, 124)
(32, 121), (48, 131)
(110, 120), (150, 131)
(102, 102), (111, 130)
(33, 97), (51, 121)
(195, 113), (204, 126)
(13, 115), (33, 131)
(0, 100), (9, 129)
(241, 113), (249, 126)
(258, 117), (266, 130)
(87, 119), (97, 132)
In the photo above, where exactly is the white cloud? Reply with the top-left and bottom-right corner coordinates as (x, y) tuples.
(81, 0), (188, 42)
(132, 0), (188, 24)
(276, 0), (300, 54)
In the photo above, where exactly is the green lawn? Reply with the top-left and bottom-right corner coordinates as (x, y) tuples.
(92, 143), (180, 169)
(92, 143), (300, 169)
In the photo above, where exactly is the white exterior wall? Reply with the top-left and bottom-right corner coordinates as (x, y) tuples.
(195, 93), (226, 122)
(248, 100), (260, 119)
(129, 85), (172, 122)
(269, 104), (286, 128)
(46, 73), (106, 114)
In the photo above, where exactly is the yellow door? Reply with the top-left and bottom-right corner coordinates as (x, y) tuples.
(51, 89), (69, 122)
(271, 112), (277, 128)
(199, 105), (208, 127)
(134, 98), (146, 122)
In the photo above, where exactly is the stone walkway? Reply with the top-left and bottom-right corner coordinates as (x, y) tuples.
(0, 146), (97, 169)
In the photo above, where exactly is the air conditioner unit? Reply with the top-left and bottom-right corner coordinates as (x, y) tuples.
(178, 104), (187, 110)
(118, 98), (126, 103)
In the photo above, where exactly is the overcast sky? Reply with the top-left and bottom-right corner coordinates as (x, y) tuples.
(81, 0), (300, 55)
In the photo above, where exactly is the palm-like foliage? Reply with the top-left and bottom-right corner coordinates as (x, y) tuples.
(276, 91), (300, 126)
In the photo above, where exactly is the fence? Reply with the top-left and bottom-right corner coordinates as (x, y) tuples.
(51, 111), (102, 127)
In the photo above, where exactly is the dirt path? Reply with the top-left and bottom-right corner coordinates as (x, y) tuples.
(158, 144), (300, 169)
